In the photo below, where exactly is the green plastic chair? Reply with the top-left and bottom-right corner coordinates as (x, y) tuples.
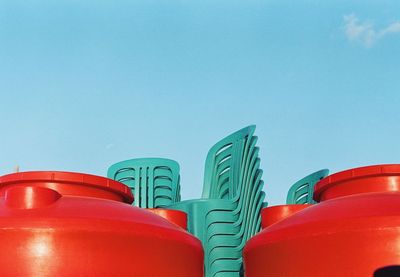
(208, 131), (265, 276)
(108, 158), (181, 208)
(286, 169), (329, 204)
(208, 163), (265, 275)
(168, 126), (265, 277)
(205, 169), (263, 276)
(202, 125), (256, 200)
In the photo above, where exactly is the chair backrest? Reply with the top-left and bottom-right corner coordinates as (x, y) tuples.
(203, 126), (266, 276)
(286, 169), (329, 204)
(107, 158), (180, 208)
(202, 125), (256, 200)
(164, 126), (266, 277)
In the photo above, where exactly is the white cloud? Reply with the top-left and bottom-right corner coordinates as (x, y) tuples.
(105, 143), (115, 150)
(343, 14), (400, 47)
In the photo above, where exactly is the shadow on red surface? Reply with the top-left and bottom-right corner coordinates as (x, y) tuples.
(374, 266), (400, 277)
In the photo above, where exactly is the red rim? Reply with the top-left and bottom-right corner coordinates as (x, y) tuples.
(314, 164), (400, 201)
(261, 204), (312, 229)
(0, 171), (133, 203)
(146, 209), (187, 230)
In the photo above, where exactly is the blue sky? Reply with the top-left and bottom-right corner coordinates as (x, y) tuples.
(1, 0), (399, 205)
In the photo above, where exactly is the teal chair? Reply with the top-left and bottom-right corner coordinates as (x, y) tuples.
(202, 125), (256, 200)
(168, 126), (265, 277)
(206, 136), (265, 276)
(207, 175), (265, 275)
(286, 169), (329, 204)
(108, 158), (181, 208)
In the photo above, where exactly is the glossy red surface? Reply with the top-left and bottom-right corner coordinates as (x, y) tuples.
(261, 204), (311, 229)
(0, 171), (134, 203)
(146, 208), (188, 230)
(0, 171), (203, 277)
(244, 164), (400, 277)
(314, 164), (400, 202)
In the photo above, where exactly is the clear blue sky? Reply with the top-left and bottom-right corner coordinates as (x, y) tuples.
(1, 0), (399, 205)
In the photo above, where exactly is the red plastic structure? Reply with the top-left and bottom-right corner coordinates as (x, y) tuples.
(244, 164), (400, 277)
(0, 171), (203, 277)
(260, 204), (311, 229)
(146, 208), (188, 230)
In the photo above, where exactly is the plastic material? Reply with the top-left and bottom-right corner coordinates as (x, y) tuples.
(146, 208), (187, 230)
(169, 126), (265, 277)
(314, 164), (400, 202)
(261, 204), (311, 229)
(244, 164), (400, 277)
(0, 171), (203, 277)
(0, 170), (134, 203)
(202, 125), (256, 200)
(286, 169), (329, 204)
(108, 158), (180, 208)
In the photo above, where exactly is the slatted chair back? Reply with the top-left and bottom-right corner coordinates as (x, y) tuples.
(286, 169), (329, 204)
(108, 158), (180, 208)
(202, 125), (256, 200)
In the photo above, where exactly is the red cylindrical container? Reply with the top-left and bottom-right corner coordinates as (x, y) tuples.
(244, 164), (400, 277)
(261, 204), (312, 229)
(146, 208), (188, 230)
(0, 171), (203, 277)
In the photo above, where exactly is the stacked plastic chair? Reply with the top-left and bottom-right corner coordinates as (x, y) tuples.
(107, 158), (181, 208)
(286, 169), (329, 204)
(168, 126), (266, 277)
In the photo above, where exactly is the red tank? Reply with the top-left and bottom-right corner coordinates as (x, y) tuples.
(244, 164), (400, 277)
(0, 171), (203, 277)
(260, 204), (312, 229)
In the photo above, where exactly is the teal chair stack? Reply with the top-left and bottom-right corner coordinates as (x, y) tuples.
(107, 158), (181, 208)
(168, 126), (266, 277)
(286, 169), (329, 204)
